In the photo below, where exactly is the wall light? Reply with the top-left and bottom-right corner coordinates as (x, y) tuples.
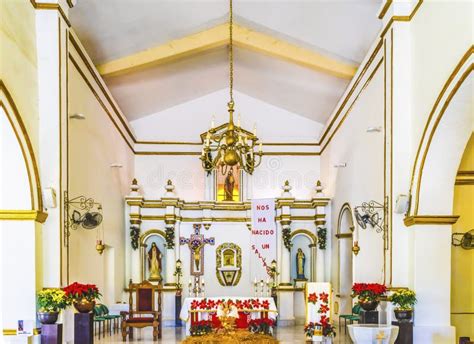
(366, 126), (382, 133)
(110, 163), (123, 168)
(69, 113), (86, 120)
(333, 163), (347, 168)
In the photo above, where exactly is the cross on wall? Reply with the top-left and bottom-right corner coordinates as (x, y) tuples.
(179, 224), (215, 276)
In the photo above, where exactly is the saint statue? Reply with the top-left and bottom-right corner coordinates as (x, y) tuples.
(147, 242), (162, 282)
(224, 167), (235, 201)
(296, 248), (306, 279)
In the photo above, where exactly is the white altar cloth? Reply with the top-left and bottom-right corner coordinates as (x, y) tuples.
(180, 297), (278, 335)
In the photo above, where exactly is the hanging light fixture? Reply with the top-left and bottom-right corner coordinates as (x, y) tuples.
(200, 0), (263, 175)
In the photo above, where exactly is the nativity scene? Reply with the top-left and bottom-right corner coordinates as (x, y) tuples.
(1, 0), (473, 343)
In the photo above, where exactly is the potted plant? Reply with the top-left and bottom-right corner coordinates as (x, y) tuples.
(389, 289), (417, 322)
(63, 282), (101, 313)
(351, 283), (387, 311)
(37, 289), (69, 324)
(304, 321), (335, 343)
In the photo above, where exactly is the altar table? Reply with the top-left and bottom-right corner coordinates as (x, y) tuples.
(180, 297), (278, 335)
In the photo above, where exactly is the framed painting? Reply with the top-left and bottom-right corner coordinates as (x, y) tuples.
(215, 165), (242, 202)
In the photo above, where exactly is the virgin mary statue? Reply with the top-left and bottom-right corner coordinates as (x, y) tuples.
(147, 242), (162, 282)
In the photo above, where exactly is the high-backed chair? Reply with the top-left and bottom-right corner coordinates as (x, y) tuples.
(121, 280), (162, 341)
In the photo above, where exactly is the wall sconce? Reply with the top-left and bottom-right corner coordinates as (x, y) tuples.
(352, 241), (360, 255)
(333, 163), (347, 168)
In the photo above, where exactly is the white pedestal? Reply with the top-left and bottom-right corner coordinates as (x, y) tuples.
(347, 324), (399, 344)
(277, 289), (295, 326)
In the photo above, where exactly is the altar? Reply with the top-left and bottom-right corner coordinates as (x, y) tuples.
(180, 297), (278, 335)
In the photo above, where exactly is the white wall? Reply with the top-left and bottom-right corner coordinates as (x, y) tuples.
(68, 61), (134, 305)
(322, 59), (385, 286)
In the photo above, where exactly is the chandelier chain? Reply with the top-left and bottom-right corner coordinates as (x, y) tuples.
(229, 0), (233, 103)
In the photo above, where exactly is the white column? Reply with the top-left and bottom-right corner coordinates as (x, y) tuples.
(280, 224), (291, 285)
(36, 1), (69, 287)
(316, 246), (325, 282)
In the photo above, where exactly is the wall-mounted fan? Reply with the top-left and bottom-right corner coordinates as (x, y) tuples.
(71, 209), (103, 230)
(354, 198), (387, 234)
(64, 192), (104, 247)
(452, 229), (474, 250)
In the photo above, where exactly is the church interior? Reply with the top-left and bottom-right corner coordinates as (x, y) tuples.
(0, 0), (473, 343)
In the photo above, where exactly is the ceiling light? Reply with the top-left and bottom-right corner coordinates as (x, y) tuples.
(200, 0), (263, 175)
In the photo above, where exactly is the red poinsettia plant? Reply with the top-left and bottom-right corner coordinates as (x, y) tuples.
(248, 318), (275, 335)
(351, 283), (386, 303)
(63, 282), (101, 302)
(308, 293), (318, 304)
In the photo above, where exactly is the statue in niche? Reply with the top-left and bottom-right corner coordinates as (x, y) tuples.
(296, 248), (306, 280)
(147, 242), (162, 282)
(224, 167), (235, 201)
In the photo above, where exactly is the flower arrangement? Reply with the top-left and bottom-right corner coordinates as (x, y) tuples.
(190, 298), (270, 311)
(189, 320), (213, 336)
(63, 282), (101, 302)
(37, 289), (69, 313)
(317, 227), (327, 250)
(248, 318), (275, 335)
(389, 289), (417, 310)
(351, 283), (387, 303)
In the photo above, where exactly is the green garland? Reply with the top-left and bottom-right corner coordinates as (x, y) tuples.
(282, 226), (292, 250)
(130, 226), (140, 250)
(165, 227), (175, 249)
(317, 227), (327, 250)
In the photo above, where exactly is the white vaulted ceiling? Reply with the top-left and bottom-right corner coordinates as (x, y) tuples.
(70, 0), (382, 127)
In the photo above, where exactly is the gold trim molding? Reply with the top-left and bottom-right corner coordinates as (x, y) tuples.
(290, 229), (317, 244)
(30, 0), (71, 27)
(0, 210), (48, 223)
(403, 215), (460, 227)
(455, 170), (474, 185)
(335, 233), (353, 239)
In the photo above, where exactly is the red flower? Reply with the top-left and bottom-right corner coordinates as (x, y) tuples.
(198, 298), (207, 309)
(207, 299), (216, 309)
(235, 300), (243, 309)
(242, 300), (251, 309)
(308, 293), (318, 304)
(191, 300), (199, 310)
(261, 300), (270, 309)
(318, 304), (330, 314)
(319, 292), (329, 304)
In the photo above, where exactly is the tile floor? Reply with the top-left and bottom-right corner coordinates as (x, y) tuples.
(95, 323), (353, 343)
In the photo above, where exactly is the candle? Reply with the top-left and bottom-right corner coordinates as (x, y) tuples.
(259, 143), (263, 153)
(237, 113), (241, 127)
(253, 124), (257, 136)
(254, 277), (257, 285)
(211, 116), (215, 128)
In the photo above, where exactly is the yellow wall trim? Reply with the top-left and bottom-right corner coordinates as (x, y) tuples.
(30, 0), (71, 27)
(403, 215), (460, 227)
(456, 170), (474, 185)
(378, 0), (393, 20)
(97, 23), (357, 79)
(0, 210), (48, 223)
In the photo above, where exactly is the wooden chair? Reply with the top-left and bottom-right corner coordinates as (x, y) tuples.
(121, 280), (162, 341)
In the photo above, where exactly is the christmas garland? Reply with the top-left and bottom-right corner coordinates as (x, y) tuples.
(317, 227), (327, 250)
(282, 226), (292, 250)
(130, 226), (140, 250)
(165, 227), (175, 249)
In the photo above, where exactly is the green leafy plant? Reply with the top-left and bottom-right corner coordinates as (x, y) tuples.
(317, 227), (327, 250)
(389, 289), (417, 310)
(37, 289), (69, 312)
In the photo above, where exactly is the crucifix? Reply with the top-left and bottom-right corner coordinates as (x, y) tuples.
(180, 224), (215, 276)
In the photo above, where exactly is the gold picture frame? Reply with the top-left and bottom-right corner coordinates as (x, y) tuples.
(214, 165), (242, 202)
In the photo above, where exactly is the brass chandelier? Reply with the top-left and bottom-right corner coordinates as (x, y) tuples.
(200, 0), (263, 175)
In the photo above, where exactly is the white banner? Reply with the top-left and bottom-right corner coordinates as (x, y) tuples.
(250, 198), (277, 283)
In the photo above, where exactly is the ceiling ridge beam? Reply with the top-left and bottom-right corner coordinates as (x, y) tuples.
(96, 23), (357, 79)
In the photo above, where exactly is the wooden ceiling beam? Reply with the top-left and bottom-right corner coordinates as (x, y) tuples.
(96, 23), (357, 79)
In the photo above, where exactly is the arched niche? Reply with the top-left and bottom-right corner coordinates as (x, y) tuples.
(290, 229), (317, 283)
(0, 82), (43, 215)
(139, 229), (167, 284)
(409, 52), (473, 218)
(336, 203), (355, 316)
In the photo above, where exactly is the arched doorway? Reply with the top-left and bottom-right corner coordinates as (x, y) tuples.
(451, 134), (474, 341)
(336, 203), (355, 316)
(0, 83), (45, 329)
